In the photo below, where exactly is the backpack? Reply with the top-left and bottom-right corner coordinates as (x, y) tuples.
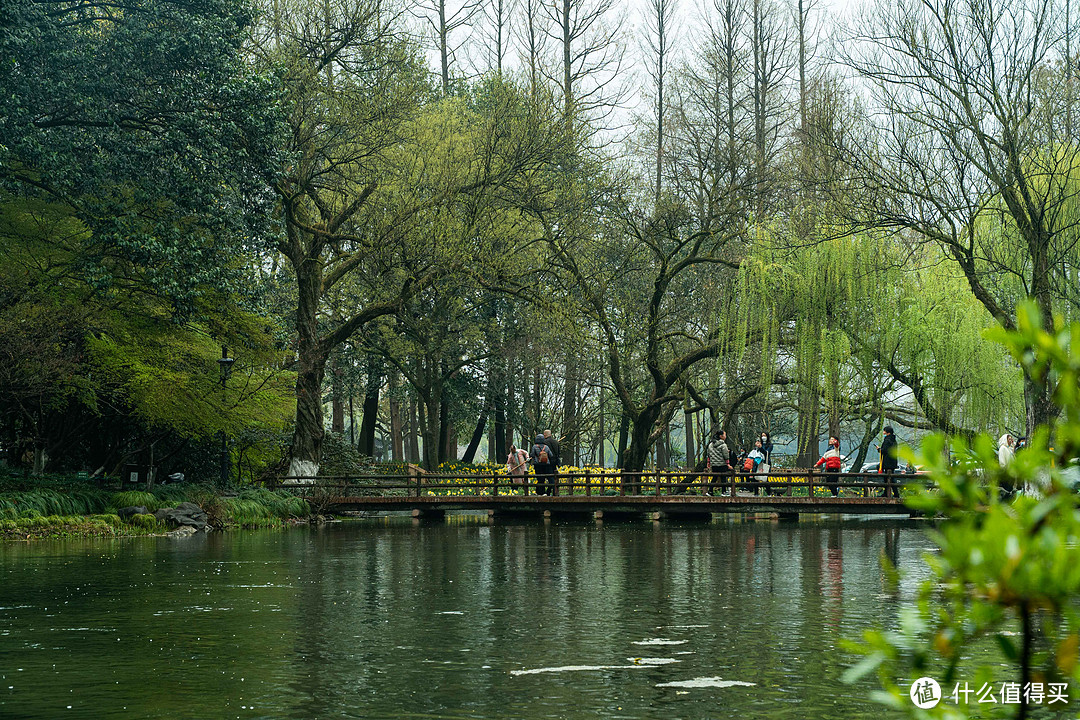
(533, 444), (549, 464)
(743, 456), (756, 472)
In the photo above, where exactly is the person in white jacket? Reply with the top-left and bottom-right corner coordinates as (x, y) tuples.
(998, 434), (1015, 467)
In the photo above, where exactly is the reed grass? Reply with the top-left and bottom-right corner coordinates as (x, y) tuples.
(0, 480), (311, 536)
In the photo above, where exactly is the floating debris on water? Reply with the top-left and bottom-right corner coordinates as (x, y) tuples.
(632, 639), (688, 646)
(627, 658), (680, 666)
(511, 664), (650, 676)
(438, 611), (464, 615)
(512, 658), (679, 675)
(656, 677), (757, 689)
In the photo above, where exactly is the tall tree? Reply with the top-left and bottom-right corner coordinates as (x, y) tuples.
(641, 0), (680, 203)
(839, 0), (1080, 434)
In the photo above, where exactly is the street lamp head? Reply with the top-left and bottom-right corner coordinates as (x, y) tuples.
(218, 344), (235, 380)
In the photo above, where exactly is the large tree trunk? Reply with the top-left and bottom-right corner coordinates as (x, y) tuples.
(438, 392), (451, 464)
(330, 351), (345, 435)
(598, 389), (606, 467)
(461, 389), (489, 463)
(288, 260), (327, 478)
(389, 370), (403, 462)
(849, 414), (882, 475)
(617, 411), (630, 468)
(622, 405), (660, 472)
(446, 420), (458, 462)
(289, 341), (327, 478)
(421, 391), (441, 471)
(684, 396), (696, 470)
(656, 421), (669, 470)
(796, 384), (820, 468)
(358, 354), (381, 457)
(407, 397), (420, 463)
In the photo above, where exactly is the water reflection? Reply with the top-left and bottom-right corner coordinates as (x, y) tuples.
(0, 517), (937, 719)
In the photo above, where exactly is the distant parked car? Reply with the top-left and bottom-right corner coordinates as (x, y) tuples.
(858, 463), (879, 474)
(1062, 460), (1080, 492)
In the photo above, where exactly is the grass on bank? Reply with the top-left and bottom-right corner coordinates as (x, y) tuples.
(0, 475), (311, 538)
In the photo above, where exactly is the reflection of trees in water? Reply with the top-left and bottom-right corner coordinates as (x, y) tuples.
(264, 520), (922, 715)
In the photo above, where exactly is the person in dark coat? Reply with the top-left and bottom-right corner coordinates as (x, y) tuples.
(759, 430), (777, 495)
(530, 434), (555, 496)
(877, 426), (899, 498)
(541, 429), (561, 495)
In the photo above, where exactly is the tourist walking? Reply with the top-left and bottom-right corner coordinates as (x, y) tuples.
(506, 444), (529, 486)
(530, 434), (556, 496)
(705, 430), (731, 495)
(814, 436), (843, 497)
(876, 426), (899, 498)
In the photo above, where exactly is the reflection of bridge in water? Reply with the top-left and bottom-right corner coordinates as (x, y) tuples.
(276, 470), (922, 520)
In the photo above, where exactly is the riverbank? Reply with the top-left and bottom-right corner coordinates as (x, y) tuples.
(0, 476), (312, 539)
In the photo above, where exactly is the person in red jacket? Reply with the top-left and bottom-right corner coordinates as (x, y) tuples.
(815, 436), (843, 497)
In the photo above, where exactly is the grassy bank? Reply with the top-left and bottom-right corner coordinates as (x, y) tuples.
(0, 476), (312, 539)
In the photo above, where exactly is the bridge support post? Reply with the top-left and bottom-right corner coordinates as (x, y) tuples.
(412, 508), (445, 522)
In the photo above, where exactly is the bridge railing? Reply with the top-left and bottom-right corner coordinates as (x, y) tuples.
(266, 468), (921, 499)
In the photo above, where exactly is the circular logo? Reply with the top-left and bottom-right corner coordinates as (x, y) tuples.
(910, 677), (941, 709)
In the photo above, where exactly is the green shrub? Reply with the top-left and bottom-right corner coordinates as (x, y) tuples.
(129, 513), (161, 529)
(109, 491), (158, 511)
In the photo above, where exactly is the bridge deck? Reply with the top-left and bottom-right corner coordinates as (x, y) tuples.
(285, 470), (920, 517)
(323, 493), (911, 515)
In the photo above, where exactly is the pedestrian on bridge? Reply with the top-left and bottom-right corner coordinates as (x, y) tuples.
(814, 436), (843, 497)
(542, 430), (561, 494)
(507, 445), (529, 485)
(531, 434), (556, 496)
(876, 426), (899, 498)
(706, 430), (732, 495)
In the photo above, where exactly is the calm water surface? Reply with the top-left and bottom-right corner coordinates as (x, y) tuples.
(0, 516), (936, 719)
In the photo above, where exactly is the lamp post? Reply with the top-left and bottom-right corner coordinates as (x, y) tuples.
(217, 345), (235, 487)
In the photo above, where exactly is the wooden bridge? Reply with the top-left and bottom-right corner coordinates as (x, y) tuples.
(274, 469), (923, 521)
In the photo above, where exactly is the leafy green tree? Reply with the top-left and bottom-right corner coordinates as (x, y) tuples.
(0, 0), (283, 309)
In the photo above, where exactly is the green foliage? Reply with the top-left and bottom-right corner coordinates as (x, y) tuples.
(319, 434), (380, 477)
(0, 0), (285, 306)
(109, 491), (160, 512)
(0, 488), (109, 518)
(845, 302), (1080, 715)
(219, 489), (309, 527)
(128, 514), (162, 530)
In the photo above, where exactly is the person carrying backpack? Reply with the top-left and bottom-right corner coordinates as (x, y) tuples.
(705, 430), (731, 495)
(530, 434), (555, 496)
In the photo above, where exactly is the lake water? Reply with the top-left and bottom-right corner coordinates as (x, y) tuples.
(0, 516), (936, 719)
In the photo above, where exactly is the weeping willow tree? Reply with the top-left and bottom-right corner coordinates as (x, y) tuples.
(731, 227), (1024, 465)
(834, 0), (1080, 435)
